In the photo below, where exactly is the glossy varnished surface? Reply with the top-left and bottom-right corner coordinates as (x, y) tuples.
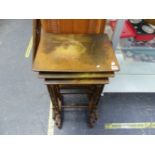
(33, 30), (119, 72)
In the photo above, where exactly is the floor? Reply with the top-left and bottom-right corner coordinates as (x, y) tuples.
(0, 19), (49, 134)
(0, 19), (155, 135)
(54, 93), (155, 135)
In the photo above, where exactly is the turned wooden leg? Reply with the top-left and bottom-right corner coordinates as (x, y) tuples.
(55, 85), (63, 102)
(88, 85), (104, 128)
(47, 85), (62, 129)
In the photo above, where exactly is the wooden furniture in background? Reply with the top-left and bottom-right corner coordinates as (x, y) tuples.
(41, 19), (106, 34)
(144, 19), (155, 26)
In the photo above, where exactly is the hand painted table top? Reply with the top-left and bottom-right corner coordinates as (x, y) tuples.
(33, 30), (119, 72)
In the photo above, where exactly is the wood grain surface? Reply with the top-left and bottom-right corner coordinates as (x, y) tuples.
(41, 19), (106, 34)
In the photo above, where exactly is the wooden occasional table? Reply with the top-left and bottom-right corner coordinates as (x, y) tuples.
(32, 20), (119, 128)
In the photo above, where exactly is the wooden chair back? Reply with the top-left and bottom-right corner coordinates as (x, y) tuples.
(41, 19), (106, 34)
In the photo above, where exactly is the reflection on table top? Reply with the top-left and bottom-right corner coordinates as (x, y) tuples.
(33, 30), (119, 72)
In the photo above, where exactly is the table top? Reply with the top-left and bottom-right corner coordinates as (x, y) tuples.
(33, 30), (119, 72)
